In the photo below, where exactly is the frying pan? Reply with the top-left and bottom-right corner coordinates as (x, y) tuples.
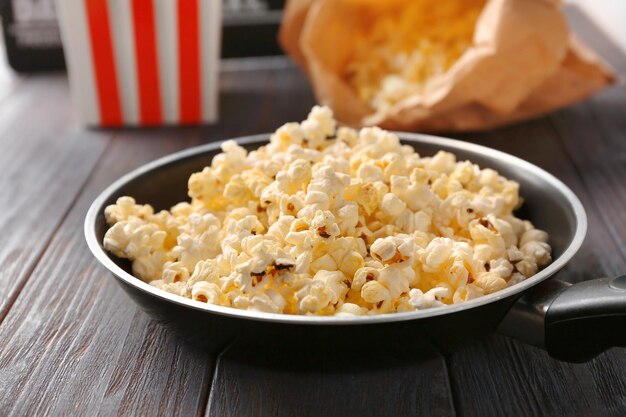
(85, 133), (626, 363)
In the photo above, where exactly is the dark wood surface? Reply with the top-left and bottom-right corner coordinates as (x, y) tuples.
(0, 7), (624, 417)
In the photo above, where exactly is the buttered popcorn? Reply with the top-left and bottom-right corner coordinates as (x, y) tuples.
(345, 0), (486, 118)
(103, 106), (551, 316)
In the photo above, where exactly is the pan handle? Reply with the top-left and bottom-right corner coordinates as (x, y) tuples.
(497, 276), (626, 362)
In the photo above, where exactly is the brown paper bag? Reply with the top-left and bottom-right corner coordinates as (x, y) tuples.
(279, 0), (614, 131)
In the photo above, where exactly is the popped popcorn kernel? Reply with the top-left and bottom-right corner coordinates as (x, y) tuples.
(103, 106), (551, 316)
(191, 282), (222, 304)
(344, 0), (486, 121)
(474, 272), (507, 294)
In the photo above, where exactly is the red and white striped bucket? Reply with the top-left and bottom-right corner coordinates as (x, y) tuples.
(57, 0), (221, 127)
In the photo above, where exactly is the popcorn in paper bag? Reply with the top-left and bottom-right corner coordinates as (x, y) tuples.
(280, 0), (615, 131)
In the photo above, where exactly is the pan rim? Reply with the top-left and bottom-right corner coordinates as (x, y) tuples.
(85, 132), (587, 325)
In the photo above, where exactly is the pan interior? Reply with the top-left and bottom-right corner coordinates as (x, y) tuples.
(89, 134), (583, 323)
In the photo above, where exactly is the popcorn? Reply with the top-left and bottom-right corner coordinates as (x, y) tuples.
(103, 218), (173, 281)
(421, 238), (451, 270)
(299, 191), (331, 219)
(361, 280), (390, 305)
(162, 261), (190, 284)
(409, 287), (449, 310)
(191, 282), (222, 304)
(381, 193), (407, 216)
(337, 126), (358, 146)
(190, 183), (224, 213)
(488, 258), (514, 279)
(344, 180), (382, 216)
(172, 213), (222, 271)
(378, 264), (415, 299)
(343, 0), (485, 118)
(279, 194), (305, 217)
(310, 254), (338, 273)
(277, 159), (312, 194)
(370, 236), (414, 264)
(248, 291), (287, 313)
(390, 171), (434, 211)
(336, 303), (368, 317)
(521, 241), (552, 266)
(335, 202), (359, 234)
(103, 106), (551, 316)
(452, 284), (484, 304)
(311, 210), (340, 240)
(307, 105), (336, 138)
(151, 280), (187, 297)
(474, 272), (507, 294)
(519, 228), (549, 247)
(266, 215), (295, 244)
(297, 270), (349, 314)
(395, 210), (431, 234)
(357, 161), (385, 183)
(427, 151), (456, 175)
(352, 267), (380, 291)
(300, 105), (336, 149)
(188, 259), (221, 285)
(104, 196), (153, 224)
(514, 258), (538, 278)
(507, 272), (526, 287)
(271, 122), (305, 150)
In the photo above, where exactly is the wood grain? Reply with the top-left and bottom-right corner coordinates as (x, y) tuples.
(207, 343), (455, 417)
(550, 88), (626, 261)
(447, 335), (613, 417)
(0, 76), (108, 320)
(0, 130), (215, 416)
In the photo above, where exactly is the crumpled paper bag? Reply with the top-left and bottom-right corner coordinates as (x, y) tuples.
(279, 0), (615, 131)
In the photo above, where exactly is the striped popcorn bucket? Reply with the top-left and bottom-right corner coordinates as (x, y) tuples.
(57, 0), (221, 127)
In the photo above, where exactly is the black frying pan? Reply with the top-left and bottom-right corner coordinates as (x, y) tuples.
(85, 133), (626, 362)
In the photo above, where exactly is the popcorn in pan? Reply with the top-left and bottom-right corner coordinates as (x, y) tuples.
(103, 106), (551, 315)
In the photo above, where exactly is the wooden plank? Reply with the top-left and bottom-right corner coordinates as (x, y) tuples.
(548, 90), (626, 417)
(549, 89), (626, 260)
(447, 336), (610, 417)
(207, 343), (456, 417)
(0, 75), (109, 320)
(446, 117), (626, 417)
(552, 6), (626, 257)
(0, 130), (215, 416)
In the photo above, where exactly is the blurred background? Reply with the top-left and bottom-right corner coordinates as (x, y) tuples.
(1, 0), (625, 70)
(0, 0), (626, 131)
(1, 0), (286, 71)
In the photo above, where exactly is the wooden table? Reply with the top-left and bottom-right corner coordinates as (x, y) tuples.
(0, 7), (624, 417)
